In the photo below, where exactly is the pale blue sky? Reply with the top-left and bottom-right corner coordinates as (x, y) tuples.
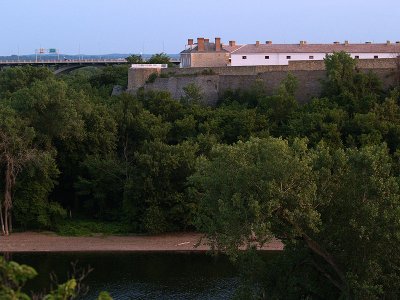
(1, 0), (399, 55)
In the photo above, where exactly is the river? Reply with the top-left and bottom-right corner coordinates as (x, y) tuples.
(10, 252), (241, 299)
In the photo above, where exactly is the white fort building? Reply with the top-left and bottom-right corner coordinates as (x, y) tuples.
(180, 38), (400, 68)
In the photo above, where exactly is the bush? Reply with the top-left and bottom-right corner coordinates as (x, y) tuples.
(146, 73), (158, 83)
(201, 68), (216, 75)
(56, 220), (131, 236)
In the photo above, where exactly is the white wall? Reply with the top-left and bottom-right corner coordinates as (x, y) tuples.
(230, 52), (395, 66)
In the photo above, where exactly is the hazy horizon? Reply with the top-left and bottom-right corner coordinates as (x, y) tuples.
(1, 0), (399, 56)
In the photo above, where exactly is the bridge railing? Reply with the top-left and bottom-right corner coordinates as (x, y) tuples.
(0, 58), (128, 64)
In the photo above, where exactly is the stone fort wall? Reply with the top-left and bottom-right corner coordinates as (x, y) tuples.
(127, 59), (399, 105)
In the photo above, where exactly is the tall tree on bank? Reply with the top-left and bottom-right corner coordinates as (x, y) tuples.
(191, 137), (400, 298)
(0, 107), (38, 235)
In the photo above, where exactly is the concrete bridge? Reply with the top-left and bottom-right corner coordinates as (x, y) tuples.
(0, 58), (128, 74)
(0, 58), (181, 74)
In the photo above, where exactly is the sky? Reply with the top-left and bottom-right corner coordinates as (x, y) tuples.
(1, 0), (399, 55)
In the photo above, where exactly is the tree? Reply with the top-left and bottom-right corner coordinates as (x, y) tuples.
(258, 73), (299, 136)
(192, 137), (400, 298)
(0, 66), (53, 98)
(322, 52), (383, 114)
(0, 106), (42, 235)
(322, 51), (357, 97)
(125, 54), (143, 64)
(181, 83), (204, 104)
(0, 256), (112, 299)
(394, 52), (400, 86)
(191, 137), (318, 257)
(147, 53), (173, 66)
(288, 97), (348, 149)
(124, 140), (199, 233)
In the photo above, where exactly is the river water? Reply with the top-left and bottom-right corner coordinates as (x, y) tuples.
(10, 252), (240, 299)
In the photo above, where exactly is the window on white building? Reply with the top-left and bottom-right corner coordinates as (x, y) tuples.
(265, 56), (270, 59)
(355, 55), (360, 59)
(309, 56), (314, 59)
(286, 56), (291, 59)
(374, 55), (379, 59)
(242, 56), (247, 59)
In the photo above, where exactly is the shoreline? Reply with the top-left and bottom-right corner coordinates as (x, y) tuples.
(0, 232), (284, 253)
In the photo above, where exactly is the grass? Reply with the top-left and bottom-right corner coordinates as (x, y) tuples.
(56, 219), (131, 237)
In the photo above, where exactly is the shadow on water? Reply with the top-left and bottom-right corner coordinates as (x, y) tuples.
(8, 251), (249, 300)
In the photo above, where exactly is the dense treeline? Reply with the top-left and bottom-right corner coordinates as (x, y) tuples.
(1, 52), (400, 297)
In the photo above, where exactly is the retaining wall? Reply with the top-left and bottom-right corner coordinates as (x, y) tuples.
(127, 59), (399, 105)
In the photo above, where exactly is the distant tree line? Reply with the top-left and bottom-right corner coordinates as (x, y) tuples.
(1, 52), (400, 298)
(125, 53), (174, 67)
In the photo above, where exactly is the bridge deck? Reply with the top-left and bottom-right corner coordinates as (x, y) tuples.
(0, 58), (180, 66)
(0, 59), (127, 66)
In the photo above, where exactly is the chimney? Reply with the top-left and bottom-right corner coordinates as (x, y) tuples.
(255, 41), (260, 47)
(204, 38), (210, 43)
(333, 41), (340, 44)
(300, 40), (307, 46)
(229, 40), (236, 47)
(266, 41), (272, 44)
(344, 40), (349, 45)
(197, 38), (205, 52)
(386, 40), (391, 45)
(188, 39), (193, 46)
(215, 37), (221, 52)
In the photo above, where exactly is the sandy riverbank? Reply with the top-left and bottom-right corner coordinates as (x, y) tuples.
(0, 232), (283, 252)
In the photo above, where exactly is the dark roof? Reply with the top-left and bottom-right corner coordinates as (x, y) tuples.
(232, 43), (400, 54)
(180, 42), (229, 54)
(222, 44), (243, 53)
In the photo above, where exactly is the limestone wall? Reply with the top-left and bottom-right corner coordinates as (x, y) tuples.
(128, 67), (161, 91)
(160, 58), (397, 77)
(219, 70), (326, 104)
(144, 75), (220, 106)
(190, 52), (230, 68)
(127, 58), (399, 105)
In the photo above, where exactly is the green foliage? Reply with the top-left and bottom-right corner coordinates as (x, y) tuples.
(9, 78), (85, 146)
(146, 72), (158, 83)
(201, 68), (216, 75)
(147, 53), (172, 66)
(181, 83), (204, 104)
(125, 54), (143, 64)
(258, 73), (299, 135)
(0, 256), (37, 300)
(56, 219), (130, 236)
(200, 106), (267, 144)
(97, 291), (113, 300)
(219, 79), (267, 108)
(0, 66), (53, 98)
(75, 155), (125, 220)
(0, 257), (112, 299)
(289, 97), (347, 148)
(0, 102), (63, 233)
(311, 144), (400, 298)
(322, 51), (383, 113)
(191, 137), (318, 258)
(14, 153), (66, 229)
(4, 53), (400, 297)
(323, 51), (357, 97)
(89, 65), (129, 96)
(42, 279), (77, 300)
(124, 140), (199, 233)
(191, 136), (400, 298)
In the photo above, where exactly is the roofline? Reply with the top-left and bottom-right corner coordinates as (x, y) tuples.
(231, 51), (399, 55)
(230, 44), (247, 54)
